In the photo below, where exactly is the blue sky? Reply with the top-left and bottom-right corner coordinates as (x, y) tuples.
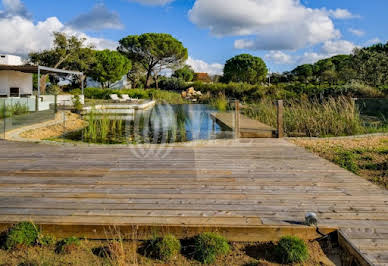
(0, 0), (387, 74)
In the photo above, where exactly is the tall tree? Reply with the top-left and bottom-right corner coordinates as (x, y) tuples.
(118, 33), (188, 88)
(29, 32), (95, 93)
(223, 54), (268, 84)
(172, 65), (194, 82)
(88, 50), (132, 89)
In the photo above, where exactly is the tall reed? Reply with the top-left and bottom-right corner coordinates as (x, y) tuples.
(0, 103), (29, 119)
(209, 94), (228, 112)
(243, 96), (364, 137)
(83, 110), (124, 143)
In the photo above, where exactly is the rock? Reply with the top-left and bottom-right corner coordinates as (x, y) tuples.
(181, 91), (187, 98)
(187, 87), (195, 94)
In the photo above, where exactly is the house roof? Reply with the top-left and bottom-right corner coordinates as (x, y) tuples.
(0, 65), (83, 76)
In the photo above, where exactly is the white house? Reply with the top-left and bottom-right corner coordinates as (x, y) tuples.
(0, 54), (85, 111)
(0, 55), (33, 97)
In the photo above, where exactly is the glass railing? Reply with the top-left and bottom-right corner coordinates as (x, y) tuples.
(0, 96), (56, 139)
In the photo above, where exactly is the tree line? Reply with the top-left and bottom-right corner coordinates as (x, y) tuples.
(29, 31), (388, 96)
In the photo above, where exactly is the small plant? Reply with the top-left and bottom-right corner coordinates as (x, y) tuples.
(4, 222), (40, 249)
(144, 234), (181, 261)
(274, 236), (309, 264)
(55, 236), (81, 254)
(37, 234), (56, 247)
(333, 149), (360, 174)
(72, 94), (83, 113)
(193, 232), (230, 264)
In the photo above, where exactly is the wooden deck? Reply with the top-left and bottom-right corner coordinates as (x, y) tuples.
(211, 112), (276, 138)
(0, 139), (387, 264)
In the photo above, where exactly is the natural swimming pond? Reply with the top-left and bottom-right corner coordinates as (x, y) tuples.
(66, 104), (234, 144)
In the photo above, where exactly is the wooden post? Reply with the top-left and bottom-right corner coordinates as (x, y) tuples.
(234, 100), (240, 139)
(277, 100), (284, 138)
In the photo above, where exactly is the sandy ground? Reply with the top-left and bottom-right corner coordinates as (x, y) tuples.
(19, 112), (86, 140)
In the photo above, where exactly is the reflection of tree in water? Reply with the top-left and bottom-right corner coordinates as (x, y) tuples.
(72, 104), (232, 144)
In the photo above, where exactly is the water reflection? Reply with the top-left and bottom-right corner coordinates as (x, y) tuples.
(69, 104), (233, 144)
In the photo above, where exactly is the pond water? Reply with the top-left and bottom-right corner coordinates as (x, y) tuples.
(66, 104), (234, 144)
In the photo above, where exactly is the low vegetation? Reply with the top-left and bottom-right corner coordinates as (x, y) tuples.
(291, 136), (388, 188)
(0, 227), (335, 265)
(193, 232), (230, 264)
(243, 96), (367, 137)
(275, 236), (309, 264)
(0, 103), (29, 119)
(142, 234), (181, 261)
(3, 222), (40, 250)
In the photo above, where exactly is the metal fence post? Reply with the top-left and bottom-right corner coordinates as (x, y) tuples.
(277, 100), (284, 138)
(234, 100), (240, 139)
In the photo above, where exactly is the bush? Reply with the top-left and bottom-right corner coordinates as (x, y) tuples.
(55, 236), (81, 254)
(159, 77), (187, 91)
(4, 222), (40, 249)
(193, 232), (230, 264)
(149, 89), (187, 104)
(144, 234), (181, 261)
(209, 94), (228, 111)
(275, 236), (309, 264)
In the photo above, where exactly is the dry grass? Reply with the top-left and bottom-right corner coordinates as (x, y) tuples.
(290, 136), (388, 188)
(0, 239), (335, 266)
(243, 97), (365, 137)
(20, 112), (86, 140)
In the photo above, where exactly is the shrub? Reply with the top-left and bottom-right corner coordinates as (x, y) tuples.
(55, 236), (81, 254)
(193, 232), (230, 264)
(149, 89), (186, 104)
(159, 77), (187, 91)
(275, 236), (309, 264)
(209, 94), (228, 111)
(144, 234), (181, 261)
(4, 222), (40, 249)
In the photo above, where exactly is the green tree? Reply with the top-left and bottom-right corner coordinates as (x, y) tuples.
(291, 64), (313, 83)
(127, 61), (146, 89)
(118, 33), (188, 88)
(223, 54), (268, 84)
(29, 32), (95, 93)
(172, 65), (194, 82)
(88, 50), (132, 89)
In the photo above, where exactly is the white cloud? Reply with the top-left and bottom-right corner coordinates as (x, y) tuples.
(348, 28), (365, 37)
(297, 52), (328, 65)
(0, 0), (30, 18)
(328, 8), (358, 19)
(186, 57), (223, 75)
(128, 0), (174, 6)
(265, 51), (294, 64)
(321, 40), (357, 55)
(364, 38), (382, 46)
(189, 0), (340, 50)
(0, 16), (117, 56)
(68, 4), (124, 31)
(297, 40), (357, 65)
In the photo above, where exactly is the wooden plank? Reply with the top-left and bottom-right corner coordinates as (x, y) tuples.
(210, 112), (276, 138)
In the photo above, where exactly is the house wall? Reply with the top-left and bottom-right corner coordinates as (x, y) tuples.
(0, 71), (33, 96)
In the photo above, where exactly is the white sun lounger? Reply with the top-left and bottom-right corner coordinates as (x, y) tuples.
(121, 94), (139, 102)
(110, 94), (126, 102)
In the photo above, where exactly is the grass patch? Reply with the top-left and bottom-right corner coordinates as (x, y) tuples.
(142, 234), (181, 261)
(291, 136), (388, 188)
(193, 232), (230, 264)
(274, 236), (309, 264)
(3, 222), (40, 250)
(55, 237), (81, 254)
